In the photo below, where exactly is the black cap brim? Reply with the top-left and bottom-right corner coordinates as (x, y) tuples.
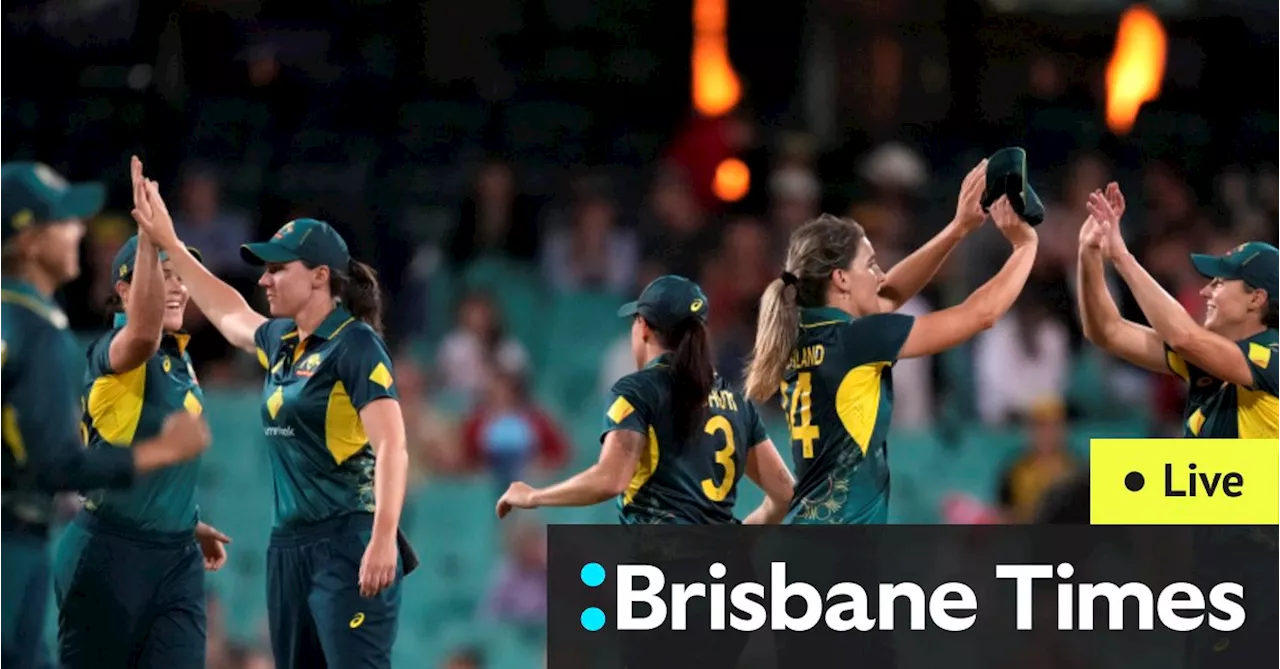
(240, 241), (300, 266)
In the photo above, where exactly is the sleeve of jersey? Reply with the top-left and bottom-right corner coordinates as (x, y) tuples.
(1162, 344), (1200, 385)
(840, 313), (916, 366)
(84, 329), (119, 377)
(1238, 340), (1279, 395)
(335, 330), (399, 410)
(20, 327), (134, 491)
(600, 376), (651, 442)
(746, 401), (769, 448)
(253, 319), (291, 370)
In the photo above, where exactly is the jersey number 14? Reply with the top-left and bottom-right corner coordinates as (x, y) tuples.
(782, 372), (820, 459)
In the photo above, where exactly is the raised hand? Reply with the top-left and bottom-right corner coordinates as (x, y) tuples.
(1086, 190), (1129, 260)
(129, 163), (181, 252)
(990, 196), (1038, 249)
(954, 159), (990, 233)
(1104, 181), (1126, 220)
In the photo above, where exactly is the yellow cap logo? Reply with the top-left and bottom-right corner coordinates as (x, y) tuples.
(690, 298), (704, 312)
(119, 264), (129, 277)
(12, 209), (33, 230)
(349, 612), (365, 629)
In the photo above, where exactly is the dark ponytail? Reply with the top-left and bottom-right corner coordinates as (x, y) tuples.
(326, 259), (385, 333)
(651, 318), (715, 440)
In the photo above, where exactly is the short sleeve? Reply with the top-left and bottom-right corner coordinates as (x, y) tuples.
(84, 329), (121, 377)
(335, 328), (398, 410)
(745, 400), (768, 448)
(253, 319), (294, 370)
(1238, 340), (1279, 396)
(600, 374), (652, 442)
(1163, 344), (1211, 386)
(840, 313), (915, 367)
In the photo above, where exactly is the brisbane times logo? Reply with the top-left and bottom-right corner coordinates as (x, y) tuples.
(574, 561), (1247, 634)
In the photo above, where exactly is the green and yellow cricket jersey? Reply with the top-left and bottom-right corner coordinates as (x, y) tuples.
(253, 306), (397, 527)
(1165, 328), (1279, 438)
(2, 279), (134, 531)
(781, 307), (914, 524)
(80, 313), (204, 533)
(601, 354), (768, 524)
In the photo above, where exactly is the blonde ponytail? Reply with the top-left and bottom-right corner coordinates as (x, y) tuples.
(744, 213), (869, 403)
(744, 278), (800, 402)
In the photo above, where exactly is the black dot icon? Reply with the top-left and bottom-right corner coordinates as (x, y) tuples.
(1124, 471), (1145, 492)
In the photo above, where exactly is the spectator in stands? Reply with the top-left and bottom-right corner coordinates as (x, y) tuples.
(448, 158), (542, 268)
(437, 291), (530, 399)
(701, 217), (777, 382)
(461, 370), (569, 492)
(540, 193), (637, 294)
(996, 398), (1079, 523)
(172, 164), (253, 279)
(480, 521), (547, 625)
(637, 166), (715, 280)
(975, 281), (1070, 424)
(394, 350), (461, 483)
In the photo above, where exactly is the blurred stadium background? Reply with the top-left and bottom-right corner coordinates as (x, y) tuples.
(4, 0), (1277, 667)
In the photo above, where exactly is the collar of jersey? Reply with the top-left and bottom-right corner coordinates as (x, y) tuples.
(643, 353), (671, 369)
(1244, 327), (1278, 346)
(112, 312), (191, 354)
(800, 306), (854, 326)
(1, 277), (53, 306)
(281, 305), (355, 342)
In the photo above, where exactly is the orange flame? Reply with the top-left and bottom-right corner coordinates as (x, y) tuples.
(692, 0), (741, 118)
(712, 158), (750, 202)
(1105, 5), (1167, 135)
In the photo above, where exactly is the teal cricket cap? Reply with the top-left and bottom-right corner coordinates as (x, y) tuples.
(980, 147), (1045, 226)
(240, 218), (350, 269)
(111, 234), (203, 283)
(2, 162), (106, 243)
(617, 275), (710, 331)
(1190, 242), (1279, 304)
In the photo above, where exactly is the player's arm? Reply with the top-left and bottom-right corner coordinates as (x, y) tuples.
(1109, 252), (1254, 386)
(132, 178), (265, 352)
(897, 198), (1038, 359)
(1076, 230), (1171, 375)
(17, 329), (208, 491)
(108, 230), (166, 371)
(527, 430), (645, 507)
(743, 438), (794, 525)
(877, 159), (987, 312)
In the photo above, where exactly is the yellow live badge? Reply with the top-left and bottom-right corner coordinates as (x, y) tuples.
(1089, 439), (1279, 525)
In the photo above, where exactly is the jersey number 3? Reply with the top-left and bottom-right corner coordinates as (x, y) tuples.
(700, 416), (736, 502)
(783, 372), (821, 459)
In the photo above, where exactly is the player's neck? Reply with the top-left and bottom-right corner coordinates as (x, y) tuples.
(293, 297), (336, 340)
(17, 265), (58, 299)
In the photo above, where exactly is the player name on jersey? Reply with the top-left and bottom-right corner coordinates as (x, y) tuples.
(1090, 438), (1279, 524)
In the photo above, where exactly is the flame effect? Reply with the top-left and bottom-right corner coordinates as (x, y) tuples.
(692, 0), (741, 118)
(1105, 5), (1167, 135)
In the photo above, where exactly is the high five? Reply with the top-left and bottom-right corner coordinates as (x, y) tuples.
(744, 161), (1039, 524)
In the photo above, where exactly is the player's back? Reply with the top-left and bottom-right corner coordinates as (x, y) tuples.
(602, 356), (767, 525)
(780, 306), (914, 524)
(2, 279), (77, 528)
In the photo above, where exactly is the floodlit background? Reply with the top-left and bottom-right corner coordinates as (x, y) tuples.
(4, 0), (1277, 667)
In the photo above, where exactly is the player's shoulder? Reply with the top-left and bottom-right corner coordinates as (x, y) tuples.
(611, 366), (666, 400)
(336, 319), (386, 347)
(257, 317), (296, 342)
(83, 326), (125, 359)
(1, 288), (69, 332)
(1241, 328), (1279, 372)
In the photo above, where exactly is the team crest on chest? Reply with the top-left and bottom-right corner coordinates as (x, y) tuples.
(297, 352), (324, 377)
